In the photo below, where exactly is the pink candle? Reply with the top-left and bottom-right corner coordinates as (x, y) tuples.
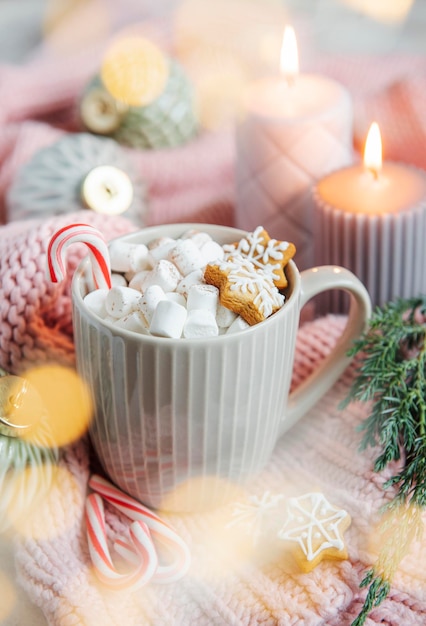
(235, 26), (353, 270)
(314, 122), (426, 310)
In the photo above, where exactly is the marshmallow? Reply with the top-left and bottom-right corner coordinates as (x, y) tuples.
(216, 303), (237, 329)
(103, 315), (119, 324)
(114, 311), (149, 334)
(176, 269), (204, 298)
(109, 241), (150, 273)
(105, 286), (141, 318)
(187, 284), (219, 314)
(83, 289), (108, 318)
(148, 237), (177, 264)
(111, 272), (128, 287)
(181, 229), (213, 248)
(168, 239), (205, 276)
(150, 300), (187, 339)
(226, 316), (250, 334)
(200, 240), (225, 264)
(139, 284), (167, 323)
(129, 270), (150, 291)
(166, 292), (187, 307)
(141, 260), (182, 293)
(183, 309), (219, 339)
(83, 229), (278, 339)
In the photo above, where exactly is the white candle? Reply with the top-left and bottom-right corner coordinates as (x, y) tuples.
(235, 26), (353, 270)
(314, 122), (426, 310)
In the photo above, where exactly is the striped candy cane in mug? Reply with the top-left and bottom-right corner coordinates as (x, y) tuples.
(47, 223), (112, 289)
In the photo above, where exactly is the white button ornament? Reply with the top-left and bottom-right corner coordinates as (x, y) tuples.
(81, 165), (134, 216)
(80, 86), (127, 134)
(6, 133), (145, 224)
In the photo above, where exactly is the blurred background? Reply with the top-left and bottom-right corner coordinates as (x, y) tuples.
(0, 0), (424, 137)
(0, 2), (424, 625)
(0, 0), (425, 64)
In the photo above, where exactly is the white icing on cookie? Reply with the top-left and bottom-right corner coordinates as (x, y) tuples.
(227, 492), (285, 545)
(223, 225), (290, 283)
(216, 256), (284, 319)
(277, 492), (349, 562)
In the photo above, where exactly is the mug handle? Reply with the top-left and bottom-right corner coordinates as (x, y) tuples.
(282, 265), (371, 435)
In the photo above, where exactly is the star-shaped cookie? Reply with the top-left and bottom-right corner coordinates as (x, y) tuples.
(223, 226), (296, 289)
(277, 492), (351, 572)
(204, 255), (285, 325)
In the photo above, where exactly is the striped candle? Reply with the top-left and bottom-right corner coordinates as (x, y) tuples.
(313, 124), (426, 312)
(235, 26), (353, 271)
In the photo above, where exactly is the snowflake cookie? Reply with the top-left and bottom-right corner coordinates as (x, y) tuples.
(204, 255), (285, 325)
(227, 492), (285, 546)
(223, 226), (296, 289)
(277, 492), (351, 572)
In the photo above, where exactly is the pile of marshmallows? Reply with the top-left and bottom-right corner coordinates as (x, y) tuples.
(83, 227), (290, 339)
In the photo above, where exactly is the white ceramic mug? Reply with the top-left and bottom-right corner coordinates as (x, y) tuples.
(72, 224), (371, 511)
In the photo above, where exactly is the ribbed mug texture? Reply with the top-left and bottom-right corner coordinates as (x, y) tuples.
(72, 225), (300, 511)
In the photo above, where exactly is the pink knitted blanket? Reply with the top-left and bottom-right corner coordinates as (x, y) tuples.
(1, 9), (426, 626)
(8, 289), (426, 625)
(0, 215), (425, 625)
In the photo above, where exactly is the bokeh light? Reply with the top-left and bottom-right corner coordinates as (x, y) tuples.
(0, 375), (45, 434)
(101, 36), (169, 106)
(0, 568), (17, 622)
(2, 462), (58, 535)
(11, 465), (82, 541)
(22, 364), (92, 448)
(338, 0), (414, 24)
(159, 474), (246, 514)
(174, 0), (287, 129)
(43, 0), (111, 55)
(185, 48), (249, 130)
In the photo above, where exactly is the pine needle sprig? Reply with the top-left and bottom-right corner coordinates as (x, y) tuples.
(341, 295), (426, 625)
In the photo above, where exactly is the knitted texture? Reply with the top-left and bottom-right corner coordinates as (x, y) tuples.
(0, 211), (135, 373)
(1, 9), (426, 626)
(12, 314), (426, 626)
(0, 19), (235, 229)
(1, 24), (426, 231)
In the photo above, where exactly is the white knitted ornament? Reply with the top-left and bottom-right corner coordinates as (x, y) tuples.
(6, 133), (146, 224)
(80, 61), (198, 150)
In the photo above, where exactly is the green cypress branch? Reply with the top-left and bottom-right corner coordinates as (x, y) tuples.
(341, 295), (426, 625)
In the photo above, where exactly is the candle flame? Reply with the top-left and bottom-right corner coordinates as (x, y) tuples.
(280, 26), (299, 82)
(364, 122), (382, 178)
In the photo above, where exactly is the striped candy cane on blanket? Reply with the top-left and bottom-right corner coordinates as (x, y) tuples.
(85, 492), (158, 590)
(87, 474), (191, 586)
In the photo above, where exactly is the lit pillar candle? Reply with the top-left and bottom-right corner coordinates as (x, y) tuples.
(235, 26), (353, 270)
(314, 122), (426, 311)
